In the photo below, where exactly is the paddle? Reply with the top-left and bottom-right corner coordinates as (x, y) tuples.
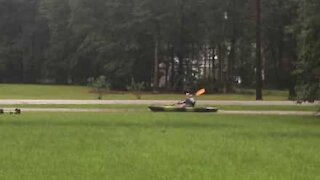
(195, 88), (206, 96)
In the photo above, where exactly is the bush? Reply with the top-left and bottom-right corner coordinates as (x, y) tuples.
(87, 76), (110, 99)
(126, 78), (145, 99)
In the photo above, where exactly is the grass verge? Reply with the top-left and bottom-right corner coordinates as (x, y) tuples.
(0, 112), (319, 180)
(0, 84), (289, 100)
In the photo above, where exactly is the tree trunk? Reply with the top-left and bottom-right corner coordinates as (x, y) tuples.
(256, 0), (263, 100)
(203, 45), (207, 79)
(165, 44), (169, 89)
(218, 44), (223, 82)
(153, 37), (159, 93)
(170, 46), (175, 90)
(211, 46), (216, 83)
(208, 45), (212, 81)
(177, 52), (184, 91)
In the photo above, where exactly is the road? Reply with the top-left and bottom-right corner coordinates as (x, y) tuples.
(1, 100), (318, 116)
(1, 108), (319, 116)
(0, 99), (318, 106)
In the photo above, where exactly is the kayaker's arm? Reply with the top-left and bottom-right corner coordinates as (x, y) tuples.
(177, 100), (186, 104)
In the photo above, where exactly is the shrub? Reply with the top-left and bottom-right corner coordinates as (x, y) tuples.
(87, 76), (110, 99)
(127, 78), (145, 99)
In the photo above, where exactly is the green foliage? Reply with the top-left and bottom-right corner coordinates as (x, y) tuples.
(0, 0), (47, 83)
(261, 0), (298, 89)
(294, 0), (320, 101)
(0, 0), (318, 96)
(87, 75), (110, 99)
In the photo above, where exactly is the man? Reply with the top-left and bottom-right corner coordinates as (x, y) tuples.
(177, 92), (196, 107)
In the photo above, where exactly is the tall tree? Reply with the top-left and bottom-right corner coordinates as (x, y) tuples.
(0, 0), (47, 83)
(255, 0), (263, 100)
(40, 0), (74, 83)
(295, 0), (320, 101)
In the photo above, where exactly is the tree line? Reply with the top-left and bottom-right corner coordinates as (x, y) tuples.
(0, 0), (319, 100)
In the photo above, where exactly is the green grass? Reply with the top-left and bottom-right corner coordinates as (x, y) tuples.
(218, 105), (320, 111)
(0, 84), (95, 99)
(1, 104), (319, 112)
(0, 112), (319, 180)
(0, 84), (289, 100)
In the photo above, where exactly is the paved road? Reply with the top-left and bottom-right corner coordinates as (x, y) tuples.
(0, 100), (318, 106)
(1, 108), (319, 116)
(1, 100), (318, 116)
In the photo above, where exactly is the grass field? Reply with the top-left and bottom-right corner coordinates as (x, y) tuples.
(0, 112), (319, 180)
(0, 84), (289, 100)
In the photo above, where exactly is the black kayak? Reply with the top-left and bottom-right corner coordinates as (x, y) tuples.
(148, 105), (218, 112)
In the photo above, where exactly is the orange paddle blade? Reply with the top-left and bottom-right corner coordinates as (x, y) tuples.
(195, 88), (206, 96)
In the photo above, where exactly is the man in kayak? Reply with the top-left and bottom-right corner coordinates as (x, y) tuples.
(177, 92), (196, 107)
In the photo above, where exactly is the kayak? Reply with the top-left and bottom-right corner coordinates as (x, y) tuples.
(148, 105), (218, 112)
